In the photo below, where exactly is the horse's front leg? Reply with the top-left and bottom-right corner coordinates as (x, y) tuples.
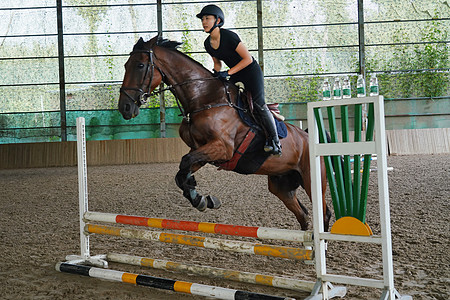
(175, 159), (219, 211)
(175, 143), (231, 211)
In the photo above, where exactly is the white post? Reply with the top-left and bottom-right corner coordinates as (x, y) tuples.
(307, 103), (330, 300)
(76, 117), (90, 260)
(65, 117), (107, 267)
(374, 97), (396, 298)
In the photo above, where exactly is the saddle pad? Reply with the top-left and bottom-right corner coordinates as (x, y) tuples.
(217, 128), (270, 175)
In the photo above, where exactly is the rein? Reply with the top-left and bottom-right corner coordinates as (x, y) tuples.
(121, 47), (244, 122)
(157, 78), (244, 122)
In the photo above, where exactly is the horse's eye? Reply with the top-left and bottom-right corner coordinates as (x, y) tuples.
(137, 63), (145, 69)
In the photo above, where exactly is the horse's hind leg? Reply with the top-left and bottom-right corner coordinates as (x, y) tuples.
(300, 161), (332, 232)
(268, 173), (309, 230)
(269, 167), (332, 231)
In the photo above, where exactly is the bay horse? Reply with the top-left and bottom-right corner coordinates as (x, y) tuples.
(118, 36), (331, 231)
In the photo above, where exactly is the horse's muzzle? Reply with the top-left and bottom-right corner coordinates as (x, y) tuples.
(119, 99), (140, 120)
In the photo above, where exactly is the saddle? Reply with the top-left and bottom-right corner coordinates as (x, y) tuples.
(234, 82), (285, 122)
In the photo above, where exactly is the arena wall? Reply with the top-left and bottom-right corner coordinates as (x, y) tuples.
(0, 137), (189, 169)
(0, 128), (448, 169)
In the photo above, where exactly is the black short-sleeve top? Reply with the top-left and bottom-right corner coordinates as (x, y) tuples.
(204, 29), (248, 69)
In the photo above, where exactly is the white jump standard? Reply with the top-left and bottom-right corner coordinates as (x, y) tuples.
(307, 96), (411, 300)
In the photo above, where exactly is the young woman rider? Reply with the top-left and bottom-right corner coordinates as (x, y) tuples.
(196, 4), (282, 156)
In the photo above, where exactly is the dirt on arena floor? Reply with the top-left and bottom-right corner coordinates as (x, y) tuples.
(1, 154), (449, 300)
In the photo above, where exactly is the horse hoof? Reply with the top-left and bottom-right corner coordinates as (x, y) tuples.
(194, 195), (207, 212)
(206, 195), (221, 209)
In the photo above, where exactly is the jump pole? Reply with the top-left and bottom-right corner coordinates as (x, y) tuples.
(84, 223), (313, 261)
(56, 262), (295, 300)
(106, 253), (316, 292)
(84, 211), (313, 243)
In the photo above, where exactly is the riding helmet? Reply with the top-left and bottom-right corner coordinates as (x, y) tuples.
(196, 4), (225, 27)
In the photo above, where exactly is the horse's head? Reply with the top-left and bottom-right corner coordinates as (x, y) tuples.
(118, 36), (163, 120)
(119, 35), (216, 120)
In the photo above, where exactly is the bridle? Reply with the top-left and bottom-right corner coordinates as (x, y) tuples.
(119, 46), (243, 121)
(119, 49), (158, 106)
(119, 48), (195, 107)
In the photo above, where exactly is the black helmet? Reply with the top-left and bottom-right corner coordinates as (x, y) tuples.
(196, 4), (225, 27)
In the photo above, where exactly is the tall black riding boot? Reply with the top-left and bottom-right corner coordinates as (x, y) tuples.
(257, 104), (282, 156)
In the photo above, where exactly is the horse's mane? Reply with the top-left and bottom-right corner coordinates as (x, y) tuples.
(133, 37), (210, 74)
(157, 38), (183, 50)
(133, 37), (180, 52)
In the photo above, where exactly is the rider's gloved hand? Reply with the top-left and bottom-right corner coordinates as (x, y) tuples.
(213, 70), (229, 80)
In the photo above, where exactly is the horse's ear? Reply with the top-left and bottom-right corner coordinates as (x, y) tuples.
(147, 35), (159, 48)
(132, 37), (145, 51)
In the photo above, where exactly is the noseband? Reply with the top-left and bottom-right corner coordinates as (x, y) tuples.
(120, 49), (158, 106)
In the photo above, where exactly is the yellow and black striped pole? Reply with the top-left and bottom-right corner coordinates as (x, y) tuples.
(56, 262), (295, 300)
